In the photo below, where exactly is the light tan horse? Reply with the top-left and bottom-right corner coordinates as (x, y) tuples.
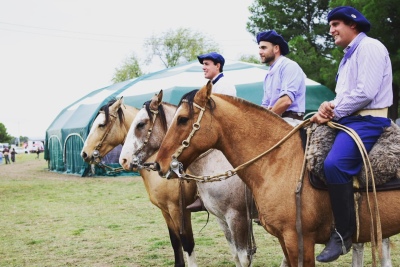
(153, 82), (400, 267)
(119, 91), (257, 267)
(80, 98), (198, 267)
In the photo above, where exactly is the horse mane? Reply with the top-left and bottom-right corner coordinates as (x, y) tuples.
(143, 100), (177, 132)
(99, 98), (125, 125)
(178, 89), (216, 119)
(178, 89), (282, 122)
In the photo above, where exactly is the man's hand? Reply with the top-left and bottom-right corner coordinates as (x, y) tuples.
(310, 101), (335, 124)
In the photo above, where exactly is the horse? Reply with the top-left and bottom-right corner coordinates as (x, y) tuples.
(119, 91), (257, 267)
(153, 82), (398, 267)
(80, 98), (198, 267)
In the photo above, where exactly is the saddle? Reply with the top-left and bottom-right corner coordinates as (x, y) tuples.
(305, 121), (400, 191)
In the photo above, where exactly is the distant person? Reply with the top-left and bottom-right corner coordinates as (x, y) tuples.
(3, 147), (10, 164)
(36, 147), (40, 159)
(10, 148), (16, 163)
(0, 151), (3, 164)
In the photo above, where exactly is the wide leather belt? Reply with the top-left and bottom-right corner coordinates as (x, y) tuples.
(282, 111), (304, 120)
(354, 108), (388, 118)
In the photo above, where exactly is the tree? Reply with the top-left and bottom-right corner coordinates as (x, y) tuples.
(247, 0), (337, 89)
(144, 28), (220, 68)
(0, 123), (13, 144)
(238, 54), (261, 64)
(112, 53), (144, 83)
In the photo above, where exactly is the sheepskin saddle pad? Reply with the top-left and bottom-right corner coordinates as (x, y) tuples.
(306, 121), (400, 188)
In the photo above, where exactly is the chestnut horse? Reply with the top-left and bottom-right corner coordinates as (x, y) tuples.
(80, 98), (198, 267)
(119, 91), (257, 267)
(154, 82), (399, 267)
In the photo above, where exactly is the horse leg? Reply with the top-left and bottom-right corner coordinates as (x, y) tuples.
(381, 238), (392, 267)
(171, 209), (197, 267)
(281, 233), (316, 267)
(351, 243), (364, 267)
(351, 238), (392, 267)
(215, 216), (243, 266)
(162, 211), (185, 267)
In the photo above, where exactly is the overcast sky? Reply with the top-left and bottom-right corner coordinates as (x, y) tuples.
(0, 0), (258, 140)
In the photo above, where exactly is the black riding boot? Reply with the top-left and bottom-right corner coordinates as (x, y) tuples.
(316, 181), (355, 262)
(186, 197), (207, 212)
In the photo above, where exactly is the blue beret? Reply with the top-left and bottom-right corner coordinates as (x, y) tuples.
(197, 52), (225, 67)
(328, 6), (371, 32)
(256, 30), (289, 56)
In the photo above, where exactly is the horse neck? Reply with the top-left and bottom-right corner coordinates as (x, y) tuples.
(212, 96), (304, 183)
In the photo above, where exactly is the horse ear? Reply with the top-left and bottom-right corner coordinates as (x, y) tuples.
(195, 81), (212, 106)
(150, 91), (162, 110)
(157, 90), (163, 106)
(113, 97), (124, 111)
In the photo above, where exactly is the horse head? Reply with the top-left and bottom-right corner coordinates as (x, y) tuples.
(155, 81), (220, 178)
(119, 90), (177, 171)
(81, 96), (134, 164)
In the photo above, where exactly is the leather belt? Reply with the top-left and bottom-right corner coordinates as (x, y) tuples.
(353, 108), (388, 118)
(282, 111), (304, 120)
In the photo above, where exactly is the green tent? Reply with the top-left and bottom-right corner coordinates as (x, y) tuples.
(45, 60), (335, 176)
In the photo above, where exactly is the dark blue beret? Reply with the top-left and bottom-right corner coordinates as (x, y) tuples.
(256, 30), (289, 56)
(328, 6), (371, 32)
(197, 52), (225, 67)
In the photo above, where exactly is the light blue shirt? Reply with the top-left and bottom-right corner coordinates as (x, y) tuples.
(261, 56), (306, 113)
(332, 33), (393, 119)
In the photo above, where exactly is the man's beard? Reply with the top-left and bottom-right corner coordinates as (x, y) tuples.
(262, 54), (275, 65)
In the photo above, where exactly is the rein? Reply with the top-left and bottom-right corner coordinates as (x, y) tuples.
(166, 99), (311, 181)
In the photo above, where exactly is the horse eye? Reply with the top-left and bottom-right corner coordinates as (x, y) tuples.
(177, 117), (189, 125)
(98, 123), (105, 128)
(137, 122), (146, 130)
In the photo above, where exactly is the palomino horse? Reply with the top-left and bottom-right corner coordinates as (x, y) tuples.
(119, 91), (257, 267)
(153, 82), (398, 267)
(80, 98), (198, 267)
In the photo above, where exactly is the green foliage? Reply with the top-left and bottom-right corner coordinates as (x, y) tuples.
(144, 27), (219, 68)
(112, 53), (144, 83)
(238, 54), (262, 64)
(0, 122), (13, 144)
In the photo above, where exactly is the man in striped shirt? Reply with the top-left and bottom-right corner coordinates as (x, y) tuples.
(257, 30), (306, 126)
(311, 6), (393, 262)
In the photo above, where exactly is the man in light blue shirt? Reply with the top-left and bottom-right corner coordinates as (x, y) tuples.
(257, 30), (306, 126)
(311, 6), (393, 263)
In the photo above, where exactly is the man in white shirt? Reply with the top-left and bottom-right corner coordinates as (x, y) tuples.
(197, 52), (237, 96)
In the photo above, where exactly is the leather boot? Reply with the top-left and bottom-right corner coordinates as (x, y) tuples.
(317, 181), (355, 262)
(186, 197), (207, 212)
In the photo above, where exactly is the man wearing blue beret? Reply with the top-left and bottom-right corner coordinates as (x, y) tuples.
(257, 30), (306, 126)
(186, 52), (237, 212)
(311, 6), (393, 263)
(197, 52), (237, 96)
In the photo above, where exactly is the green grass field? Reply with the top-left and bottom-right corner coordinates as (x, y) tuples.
(0, 154), (398, 266)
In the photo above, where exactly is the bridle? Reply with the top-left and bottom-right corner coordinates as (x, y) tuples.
(130, 104), (159, 170)
(91, 110), (127, 164)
